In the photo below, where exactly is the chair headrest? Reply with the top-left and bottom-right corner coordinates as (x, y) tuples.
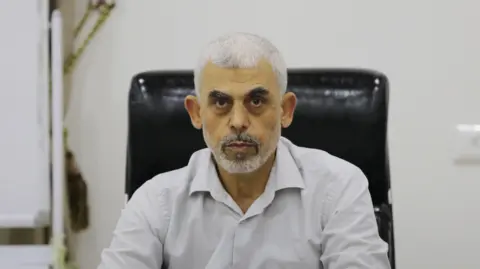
(127, 69), (390, 204)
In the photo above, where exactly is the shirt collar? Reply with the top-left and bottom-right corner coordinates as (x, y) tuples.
(188, 149), (225, 196)
(270, 137), (305, 190)
(189, 136), (305, 196)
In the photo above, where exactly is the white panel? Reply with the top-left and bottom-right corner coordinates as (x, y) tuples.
(453, 124), (480, 164)
(0, 245), (52, 267)
(0, 0), (50, 227)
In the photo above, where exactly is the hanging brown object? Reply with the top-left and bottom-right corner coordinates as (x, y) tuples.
(60, 0), (115, 233)
(65, 150), (89, 232)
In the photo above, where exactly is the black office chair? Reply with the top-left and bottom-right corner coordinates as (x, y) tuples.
(126, 68), (395, 267)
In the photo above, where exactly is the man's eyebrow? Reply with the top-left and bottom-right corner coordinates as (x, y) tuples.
(208, 90), (232, 99)
(207, 87), (269, 99)
(247, 87), (269, 97)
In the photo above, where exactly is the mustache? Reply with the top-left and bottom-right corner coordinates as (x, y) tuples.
(220, 133), (260, 147)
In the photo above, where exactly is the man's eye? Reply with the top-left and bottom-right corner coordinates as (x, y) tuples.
(250, 98), (263, 107)
(215, 99), (228, 108)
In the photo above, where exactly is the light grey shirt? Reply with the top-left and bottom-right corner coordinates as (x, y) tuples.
(98, 137), (390, 269)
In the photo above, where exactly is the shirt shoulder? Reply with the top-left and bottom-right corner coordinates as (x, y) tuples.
(129, 148), (210, 237)
(139, 147), (211, 198)
(280, 137), (372, 227)
(281, 137), (365, 188)
(282, 138), (368, 209)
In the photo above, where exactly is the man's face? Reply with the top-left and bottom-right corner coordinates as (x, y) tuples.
(189, 60), (286, 173)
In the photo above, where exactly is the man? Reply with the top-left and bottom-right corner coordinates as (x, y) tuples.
(98, 32), (390, 269)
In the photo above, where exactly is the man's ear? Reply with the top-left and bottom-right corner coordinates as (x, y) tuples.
(280, 92), (297, 128)
(184, 95), (202, 129)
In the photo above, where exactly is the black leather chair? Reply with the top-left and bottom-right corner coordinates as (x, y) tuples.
(126, 68), (395, 267)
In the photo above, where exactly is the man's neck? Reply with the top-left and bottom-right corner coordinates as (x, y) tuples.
(216, 152), (276, 204)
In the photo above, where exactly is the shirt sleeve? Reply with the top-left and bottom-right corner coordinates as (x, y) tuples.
(320, 166), (391, 269)
(97, 180), (167, 269)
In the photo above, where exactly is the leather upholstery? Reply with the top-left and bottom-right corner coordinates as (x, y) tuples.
(126, 68), (394, 266)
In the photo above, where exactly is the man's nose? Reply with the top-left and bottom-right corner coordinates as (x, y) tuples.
(229, 104), (249, 133)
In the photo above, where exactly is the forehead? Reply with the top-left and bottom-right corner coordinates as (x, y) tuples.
(199, 59), (279, 97)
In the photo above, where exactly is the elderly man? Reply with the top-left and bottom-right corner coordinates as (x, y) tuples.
(98, 32), (390, 269)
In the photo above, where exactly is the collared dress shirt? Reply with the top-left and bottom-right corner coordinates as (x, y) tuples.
(98, 137), (390, 269)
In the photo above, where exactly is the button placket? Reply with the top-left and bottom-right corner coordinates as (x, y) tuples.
(231, 218), (248, 268)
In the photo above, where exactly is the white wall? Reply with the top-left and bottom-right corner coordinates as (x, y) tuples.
(67, 1), (480, 268)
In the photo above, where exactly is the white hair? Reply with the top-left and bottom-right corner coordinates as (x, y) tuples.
(194, 32), (288, 96)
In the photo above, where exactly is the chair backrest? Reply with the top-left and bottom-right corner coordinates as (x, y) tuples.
(126, 69), (390, 205)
